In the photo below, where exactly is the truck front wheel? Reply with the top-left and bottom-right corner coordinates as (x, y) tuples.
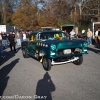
(42, 56), (51, 71)
(73, 55), (83, 65)
(22, 48), (30, 58)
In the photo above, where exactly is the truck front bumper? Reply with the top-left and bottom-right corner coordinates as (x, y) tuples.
(51, 57), (79, 65)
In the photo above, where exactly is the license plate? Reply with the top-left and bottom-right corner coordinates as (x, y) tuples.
(63, 49), (71, 54)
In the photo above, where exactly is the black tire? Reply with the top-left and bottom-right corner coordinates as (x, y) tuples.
(22, 48), (30, 58)
(42, 56), (51, 71)
(73, 55), (83, 65)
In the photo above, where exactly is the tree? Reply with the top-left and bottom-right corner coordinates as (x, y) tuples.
(80, 0), (100, 22)
(0, 0), (17, 25)
(12, 0), (38, 30)
(0, 0), (100, 30)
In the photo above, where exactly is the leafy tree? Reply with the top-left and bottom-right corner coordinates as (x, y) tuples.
(12, 0), (38, 30)
(0, 0), (15, 25)
(0, 0), (100, 31)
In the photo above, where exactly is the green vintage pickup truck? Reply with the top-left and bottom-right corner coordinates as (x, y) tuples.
(21, 30), (88, 71)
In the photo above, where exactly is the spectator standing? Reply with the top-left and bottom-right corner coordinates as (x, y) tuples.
(95, 27), (100, 43)
(95, 27), (100, 37)
(8, 31), (16, 52)
(1, 32), (8, 48)
(28, 30), (33, 40)
(87, 28), (93, 45)
(69, 29), (76, 40)
(95, 30), (98, 38)
(22, 31), (27, 41)
(15, 31), (21, 46)
(64, 30), (69, 39)
(82, 29), (85, 35)
(26, 31), (29, 40)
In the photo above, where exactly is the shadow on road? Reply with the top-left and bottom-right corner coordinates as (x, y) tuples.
(35, 72), (55, 100)
(1, 50), (16, 66)
(88, 46), (100, 54)
(1, 46), (21, 65)
(0, 58), (20, 99)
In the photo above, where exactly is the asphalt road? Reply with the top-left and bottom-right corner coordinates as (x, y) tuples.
(0, 45), (100, 100)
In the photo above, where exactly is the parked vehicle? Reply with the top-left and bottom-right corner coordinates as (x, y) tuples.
(21, 30), (88, 71)
(0, 25), (14, 34)
(91, 22), (100, 39)
(61, 24), (75, 34)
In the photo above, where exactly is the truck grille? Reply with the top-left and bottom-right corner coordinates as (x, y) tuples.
(57, 48), (75, 55)
(58, 49), (64, 55)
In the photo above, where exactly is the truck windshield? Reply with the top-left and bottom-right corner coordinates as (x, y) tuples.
(40, 32), (65, 40)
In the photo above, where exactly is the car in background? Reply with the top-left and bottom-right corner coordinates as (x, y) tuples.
(21, 30), (88, 71)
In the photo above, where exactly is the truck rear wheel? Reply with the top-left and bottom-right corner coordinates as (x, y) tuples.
(42, 56), (51, 71)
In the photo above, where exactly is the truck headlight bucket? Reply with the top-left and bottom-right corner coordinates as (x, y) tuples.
(83, 42), (88, 47)
(50, 44), (56, 50)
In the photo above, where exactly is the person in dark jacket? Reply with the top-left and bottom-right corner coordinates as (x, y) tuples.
(8, 31), (16, 52)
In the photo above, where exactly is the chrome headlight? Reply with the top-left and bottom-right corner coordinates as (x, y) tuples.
(50, 44), (56, 50)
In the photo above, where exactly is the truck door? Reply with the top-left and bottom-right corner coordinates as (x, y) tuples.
(28, 34), (37, 56)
